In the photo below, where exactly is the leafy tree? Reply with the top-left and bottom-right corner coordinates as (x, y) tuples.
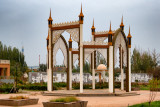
(0, 41), (27, 76)
(131, 47), (160, 73)
(83, 61), (90, 73)
(39, 64), (47, 72)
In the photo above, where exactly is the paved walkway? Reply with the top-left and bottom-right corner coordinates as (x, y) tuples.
(0, 90), (160, 107)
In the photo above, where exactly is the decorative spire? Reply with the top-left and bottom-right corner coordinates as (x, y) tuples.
(93, 19), (94, 27)
(50, 8), (51, 18)
(68, 34), (72, 42)
(48, 8), (53, 21)
(129, 26), (130, 34)
(91, 18), (95, 35)
(120, 15), (124, 27)
(92, 19), (95, 29)
(127, 26), (132, 38)
(121, 15), (123, 24)
(79, 3), (84, 17)
(81, 3), (82, 14)
(108, 21), (113, 35)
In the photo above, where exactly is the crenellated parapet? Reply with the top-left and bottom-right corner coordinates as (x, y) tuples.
(52, 20), (79, 27)
(95, 30), (115, 35)
(83, 41), (108, 45)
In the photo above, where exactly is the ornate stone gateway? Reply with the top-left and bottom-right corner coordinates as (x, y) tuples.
(46, 5), (132, 93)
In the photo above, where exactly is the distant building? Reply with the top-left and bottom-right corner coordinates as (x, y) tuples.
(0, 60), (10, 77)
(53, 67), (66, 72)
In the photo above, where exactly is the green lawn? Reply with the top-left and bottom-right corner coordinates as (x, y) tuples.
(130, 101), (160, 107)
(140, 85), (150, 90)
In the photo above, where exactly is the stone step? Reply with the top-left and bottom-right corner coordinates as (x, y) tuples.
(43, 92), (140, 97)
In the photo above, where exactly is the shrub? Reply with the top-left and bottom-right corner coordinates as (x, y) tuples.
(50, 97), (79, 103)
(72, 82), (109, 89)
(54, 82), (67, 87)
(0, 83), (15, 93)
(18, 83), (57, 91)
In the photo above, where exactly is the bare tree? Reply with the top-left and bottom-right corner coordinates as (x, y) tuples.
(148, 78), (159, 106)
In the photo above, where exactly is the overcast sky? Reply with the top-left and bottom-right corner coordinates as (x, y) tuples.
(0, 0), (160, 66)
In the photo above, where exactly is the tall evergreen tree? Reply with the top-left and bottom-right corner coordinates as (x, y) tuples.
(0, 41), (27, 76)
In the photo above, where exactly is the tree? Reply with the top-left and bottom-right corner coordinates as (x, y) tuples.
(131, 47), (160, 73)
(39, 64), (47, 72)
(152, 49), (160, 68)
(0, 41), (28, 77)
(83, 61), (90, 73)
(131, 48), (141, 73)
(149, 78), (159, 105)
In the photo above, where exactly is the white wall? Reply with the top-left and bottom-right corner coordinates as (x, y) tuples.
(29, 72), (152, 83)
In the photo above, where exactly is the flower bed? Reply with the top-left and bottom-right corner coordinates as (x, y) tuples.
(43, 97), (88, 107)
(0, 96), (38, 106)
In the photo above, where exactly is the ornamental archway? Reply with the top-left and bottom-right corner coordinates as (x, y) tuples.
(112, 29), (128, 91)
(46, 6), (132, 93)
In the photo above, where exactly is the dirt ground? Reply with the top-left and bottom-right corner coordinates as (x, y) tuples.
(0, 90), (160, 107)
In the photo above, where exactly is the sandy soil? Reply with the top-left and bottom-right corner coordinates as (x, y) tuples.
(0, 90), (159, 107)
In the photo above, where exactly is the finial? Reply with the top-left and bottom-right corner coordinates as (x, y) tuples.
(69, 34), (72, 42)
(79, 3), (84, 17)
(48, 8), (53, 21)
(129, 26), (130, 35)
(79, 3), (84, 24)
(50, 8), (51, 18)
(120, 15), (124, 28)
(108, 21), (113, 35)
(81, 3), (82, 13)
(121, 15), (123, 24)
(127, 25), (132, 38)
(109, 21), (112, 31)
(92, 19), (94, 27)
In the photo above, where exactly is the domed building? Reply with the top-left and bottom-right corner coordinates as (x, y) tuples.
(96, 64), (107, 83)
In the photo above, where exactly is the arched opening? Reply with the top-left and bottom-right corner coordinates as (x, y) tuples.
(55, 49), (64, 66)
(114, 47), (121, 82)
(84, 59), (91, 73)
(73, 59), (79, 73)
(113, 32), (128, 92)
(96, 51), (107, 67)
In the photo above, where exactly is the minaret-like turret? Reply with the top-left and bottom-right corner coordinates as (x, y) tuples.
(120, 15), (124, 31)
(48, 9), (53, 28)
(108, 21), (113, 46)
(91, 19), (95, 35)
(79, 4), (84, 24)
(68, 34), (72, 51)
(127, 26), (132, 48)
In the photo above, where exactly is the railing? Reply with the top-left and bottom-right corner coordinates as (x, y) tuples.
(0, 60), (10, 64)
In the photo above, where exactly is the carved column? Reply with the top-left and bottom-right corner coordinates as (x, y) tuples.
(109, 46), (114, 93)
(120, 46), (124, 90)
(80, 23), (83, 93)
(91, 53), (95, 89)
(47, 28), (53, 91)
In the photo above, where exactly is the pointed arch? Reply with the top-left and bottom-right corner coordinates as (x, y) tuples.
(113, 28), (128, 67)
(53, 35), (69, 67)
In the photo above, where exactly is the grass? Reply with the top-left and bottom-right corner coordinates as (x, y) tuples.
(130, 101), (160, 107)
(50, 97), (79, 103)
(140, 85), (150, 90)
(9, 96), (29, 99)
